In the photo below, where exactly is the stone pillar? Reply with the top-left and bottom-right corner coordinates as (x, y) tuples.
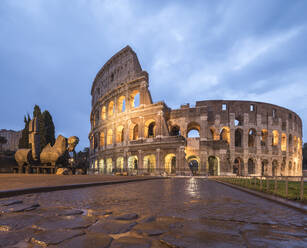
(124, 150), (128, 171)
(139, 116), (144, 139)
(138, 150), (144, 174)
(156, 148), (161, 174)
(200, 115), (207, 141)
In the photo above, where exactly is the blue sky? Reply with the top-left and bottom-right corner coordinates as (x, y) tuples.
(1, 0), (307, 150)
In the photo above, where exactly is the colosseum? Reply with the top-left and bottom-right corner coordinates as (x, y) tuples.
(89, 46), (303, 177)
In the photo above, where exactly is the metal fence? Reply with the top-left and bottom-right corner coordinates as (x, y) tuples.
(218, 175), (306, 201)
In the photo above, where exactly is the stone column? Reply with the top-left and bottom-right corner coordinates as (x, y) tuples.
(200, 115), (207, 141)
(124, 150), (128, 171)
(138, 150), (144, 174)
(156, 148), (161, 174)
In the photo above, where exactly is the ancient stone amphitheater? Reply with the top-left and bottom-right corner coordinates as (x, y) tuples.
(89, 46), (303, 176)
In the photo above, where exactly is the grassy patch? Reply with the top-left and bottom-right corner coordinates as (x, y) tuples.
(218, 178), (307, 203)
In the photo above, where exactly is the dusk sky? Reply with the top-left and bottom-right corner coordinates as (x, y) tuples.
(1, 0), (307, 150)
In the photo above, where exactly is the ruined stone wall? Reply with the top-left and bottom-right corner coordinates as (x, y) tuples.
(89, 47), (303, 177)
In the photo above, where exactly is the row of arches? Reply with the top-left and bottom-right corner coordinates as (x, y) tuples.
(172, 122), (301, 151)
(93, 120), (157, 147)
(92, 90), (140, 127)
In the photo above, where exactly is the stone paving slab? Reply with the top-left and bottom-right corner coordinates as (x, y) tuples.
(0, 175), (164, 198)
(0, 174), (159, 190)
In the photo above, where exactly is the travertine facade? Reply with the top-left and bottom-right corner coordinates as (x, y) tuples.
(89, 46), (303, 176)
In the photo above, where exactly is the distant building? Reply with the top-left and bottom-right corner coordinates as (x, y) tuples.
(0, 129), (22, 152)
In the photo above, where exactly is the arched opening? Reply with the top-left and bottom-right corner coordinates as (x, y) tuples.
(187, 129), (200, 138)
(288, 161), (292, 176)
(209, 127), (219, 141)
(188, 156), (199, 175)
(129, 123), (139, 141)
(130, 90), (140, 108)
(294, 136), (297, 152)
(116, 157), (124, 172)
(143, 154), (156, 173)
(272, 160), (278, 176)
(100, 132), (105, 147)
(128, 156), (138, 172)
(107, 129), (113, 145)
(94, 133), (98, 149)
(117, 96), (126, 112)
(261, 160), (268, 176)
(297, 137), (301, 153)
(108, 101), (114, 117)
(281, 133), (287, 151)
(220, 127), (230, 144)
(233, 157), (244, 176)
(272, 130), (279, 146)
(101, 106), (106, 120)
(208, 156), (219, 176)
(235, 128), (243, 147)
(165, 153), (176, 174)
(99, 159), (104, 174)
(248, 158), (255, 174)
(248, 129), (256, 147)
(261, 129), (268, 146)
(281, 157), (286, 172)
(145, 119), (156, 138)
(170, 125), (180, 136)
(187, 122), (200, 138)
(95, 111), (99, 127)
(106, 158), (112, 174)
(234, 115), (243, 126)
(289, 134), (292, 147)
(94, 160), (98, 173)
(116, 126), (124, 143)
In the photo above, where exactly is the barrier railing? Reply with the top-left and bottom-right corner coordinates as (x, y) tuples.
(217, 175), (306, 202)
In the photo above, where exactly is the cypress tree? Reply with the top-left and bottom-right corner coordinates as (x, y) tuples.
(42, 110), (55, 146)
(18, 115), (31, 149)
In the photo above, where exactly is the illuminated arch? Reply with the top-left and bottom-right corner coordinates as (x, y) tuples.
(107, 129), (113, 145)
(164, 153), (176, 174)
(129, 123), (138, 140)
(209, 126), (219, 140)
(116, 126), (124, 143)
(220, 127), (230, 144)
(117, 96), (125, 112)
(116, 157), (124, 172)
(128, 155), (138, 171)
(207, 156), (219, 176)
(101, 106), (106, 120)
(106, 158), (113, 174)
(143, 154), (156, 173)
(281, 133), (287, 151)
(108, 101), (114, 117)
(144, 119), (156, 138)
(100, 132), (105, 147)
(272, 130), (279, 146)
(261, 129), (268, 146)
(130, 90), (140, 108)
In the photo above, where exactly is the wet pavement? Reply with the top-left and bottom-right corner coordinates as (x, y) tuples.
(0, 178), (306, 247)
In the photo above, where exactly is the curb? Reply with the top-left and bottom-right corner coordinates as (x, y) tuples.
(213, 179), (307, 213)
(0, 177), (167, 198)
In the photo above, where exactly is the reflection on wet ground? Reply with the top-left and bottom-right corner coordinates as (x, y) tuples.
(0, 178), (306, 247)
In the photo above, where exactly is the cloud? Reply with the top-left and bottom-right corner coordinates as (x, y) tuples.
(1, 0), (307, 149)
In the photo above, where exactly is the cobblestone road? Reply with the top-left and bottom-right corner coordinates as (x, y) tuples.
(0, 178), (306, 247)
